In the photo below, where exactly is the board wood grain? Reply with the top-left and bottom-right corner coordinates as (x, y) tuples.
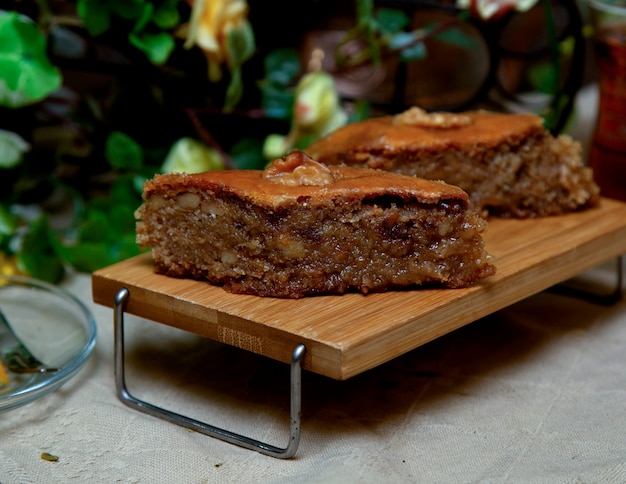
(92, 197), (626, 380)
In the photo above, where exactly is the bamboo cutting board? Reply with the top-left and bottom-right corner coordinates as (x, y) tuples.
(92, 197), (626, 380)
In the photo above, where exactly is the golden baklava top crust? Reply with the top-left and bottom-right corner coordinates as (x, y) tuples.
(142, 151), (468, 209)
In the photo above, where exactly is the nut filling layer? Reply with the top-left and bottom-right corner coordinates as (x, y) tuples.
(136, 154), (496, 298)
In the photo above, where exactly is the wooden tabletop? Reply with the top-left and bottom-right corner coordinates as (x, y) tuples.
(92, 198), (626, 380)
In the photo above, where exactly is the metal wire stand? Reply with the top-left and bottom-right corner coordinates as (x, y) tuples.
(549, 256), (624, 306)
(113, 287), (306, 459)
(110, 255), (622, 458)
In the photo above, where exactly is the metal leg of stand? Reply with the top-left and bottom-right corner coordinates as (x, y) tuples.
(549, 255), (623, 306)
(114, 287), (306, 459)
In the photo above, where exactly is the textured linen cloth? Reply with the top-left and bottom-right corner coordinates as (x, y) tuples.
(1, 260), (625, 484)
(2, 86), (626, 483)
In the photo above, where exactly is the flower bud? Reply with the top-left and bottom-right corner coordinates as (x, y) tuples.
(161, 137), (225, 174)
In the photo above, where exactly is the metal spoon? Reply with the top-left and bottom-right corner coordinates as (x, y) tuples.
(0, 309), (58, 374)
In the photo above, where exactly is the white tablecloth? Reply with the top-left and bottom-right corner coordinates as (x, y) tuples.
(2, 86), (626, 484)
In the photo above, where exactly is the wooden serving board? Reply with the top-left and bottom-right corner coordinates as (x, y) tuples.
(92, 197), (626, 380)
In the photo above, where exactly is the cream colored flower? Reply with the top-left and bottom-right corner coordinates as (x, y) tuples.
(263, 71), (347, 160)
(184, 0), (251, 82)
(161, 137), (225, 173)
(293, 71), (347, 136)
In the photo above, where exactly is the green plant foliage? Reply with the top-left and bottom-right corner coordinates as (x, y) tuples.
(76, 0), (112, 35)
(258, 48), (300, 120)
(434, 25), (481, 50)
(224, 21), (256, 112)
(126, 2), (175, 64)
(0, 0), (579, 284)
(376, 8), (427, 62)
(376, 8), (410, 35)
(77, 0), (142, 35)
(0, 11), (62, 108)
(389, 32), (427, 61)
(58, 176), (144, 273)
(105, 132), (144, 171)
(0, 204), (17, 253)
(348, 99), (371, 123)
(229, 138), (267, 170)
(0, 130), (30, 168)
(152, 0), (181, 29)
(264, 48), (301, 86)
(528, 61), (558, 94)
(354, 0), (380, 65)
(129, 31), (174, 64)
(76, 0), (178, 64)
(16, 216), (66, 284)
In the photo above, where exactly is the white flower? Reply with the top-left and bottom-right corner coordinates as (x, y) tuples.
(457, 0), (540, 21)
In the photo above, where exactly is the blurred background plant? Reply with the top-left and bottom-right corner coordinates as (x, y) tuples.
(0, 0), (589, 283)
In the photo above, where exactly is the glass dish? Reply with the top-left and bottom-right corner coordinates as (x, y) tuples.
(0, 274), (97, 412)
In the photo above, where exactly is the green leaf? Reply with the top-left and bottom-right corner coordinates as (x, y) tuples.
(17, 216), (65, 283)
(111, 0), (145, 20)
(59, 179), (143, 272)
(399, 43), (427, 62)
(78, 0), (175, 64)
(389, 32), (426, 61)
(0, 129), (30, 168)
(356, 0), (375, 24)
(129, 31), (175, 65)
(57, 241), (112, 273)
(0, 204), (17, 237)
(76, 0), (113, 36)
(224, 67), (243, 112)
(131, 2), (154, 33)
(110, 174), (143, 204)
(106, 131), (144, 171)
(227, 21), (256, 69)
(375, 8), (410, 35)
(264, 48), (300, 86)
(230, 138), (266, 170)
(0, 11), (62, 108)
(348, 99), (371, 123)
(59, 238), (141, 273)
(259, 48), (299, 119)
(528, 61), (557, 94)
(294, 134), (317, 151)
(132, 174), (148, 194)
(435, 26), (480, 50)
(153, 0), (181, 29)
(354, 0), (380, 65)
(62, 202), (142, 271)
(81, 209), (109, 242)
(258, 81), (295, 119)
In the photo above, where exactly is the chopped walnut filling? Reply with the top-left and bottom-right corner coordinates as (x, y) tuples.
(263, 150), (335, 186)
(392, 107), (473, 129)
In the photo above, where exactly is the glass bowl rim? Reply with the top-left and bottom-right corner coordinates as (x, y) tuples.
(0, 273), (97, 412)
